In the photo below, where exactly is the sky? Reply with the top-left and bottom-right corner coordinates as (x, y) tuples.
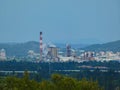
(0, 0), (120, 44)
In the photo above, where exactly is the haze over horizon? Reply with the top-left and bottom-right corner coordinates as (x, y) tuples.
(0, 0), (120, 44)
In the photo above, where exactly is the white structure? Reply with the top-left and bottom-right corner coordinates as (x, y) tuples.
(59, 56), (74, 62)
(28, 50), (35, 58)
(0, 49), (7, 60)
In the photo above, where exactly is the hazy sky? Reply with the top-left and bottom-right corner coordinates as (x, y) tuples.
(0, 0), (120, 44)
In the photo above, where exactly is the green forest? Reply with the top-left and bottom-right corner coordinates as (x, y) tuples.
(0, 61), (120, 90)
(0, 71), (103, 90)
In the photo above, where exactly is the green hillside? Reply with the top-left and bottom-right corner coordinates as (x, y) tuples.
(0, 41), (39, 57)
(83, 40), (120, 52)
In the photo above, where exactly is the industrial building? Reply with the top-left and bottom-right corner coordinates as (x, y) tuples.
(66, 44), (71, 57)
(48, 44), (58, 58)
(0, 49), (6, 60)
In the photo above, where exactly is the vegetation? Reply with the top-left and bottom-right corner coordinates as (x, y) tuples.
(0, 61), (120, 90)
(1, 61), (120, 71)
(83, 40), (120, 52)
(0, 71), (103, 90)
(0, 41), (39, 57)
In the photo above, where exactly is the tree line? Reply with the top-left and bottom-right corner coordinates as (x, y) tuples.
(0, 71), (103, 90)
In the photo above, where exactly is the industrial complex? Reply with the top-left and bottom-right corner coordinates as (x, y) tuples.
(0, 32), (120, 62)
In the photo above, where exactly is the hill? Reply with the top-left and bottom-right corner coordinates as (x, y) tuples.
(1, 40), (120, 57)
(0, 41), (88, 57)
(83, 40), (120, 52)
(0, 41), (39, 57)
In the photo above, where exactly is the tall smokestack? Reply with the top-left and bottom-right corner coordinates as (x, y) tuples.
(40, 32), (43, 61)
(66, 44), (71, 57)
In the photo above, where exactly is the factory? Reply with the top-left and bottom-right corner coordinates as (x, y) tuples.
(37, 32), (76, 62)
(27, 31), (120, 62)
(38, 32), (59, 62)
(0, 32), (119, 62)
(36, 31), (95, 62)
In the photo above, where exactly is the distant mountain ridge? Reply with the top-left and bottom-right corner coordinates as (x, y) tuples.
(0, 41), (88, 57)
(0, 40), (120, 57)
(0, 41), (40, 57)
(83, 40), (120, 52)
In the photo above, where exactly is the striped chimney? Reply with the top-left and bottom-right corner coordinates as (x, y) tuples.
(40, 32), (43, 60)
